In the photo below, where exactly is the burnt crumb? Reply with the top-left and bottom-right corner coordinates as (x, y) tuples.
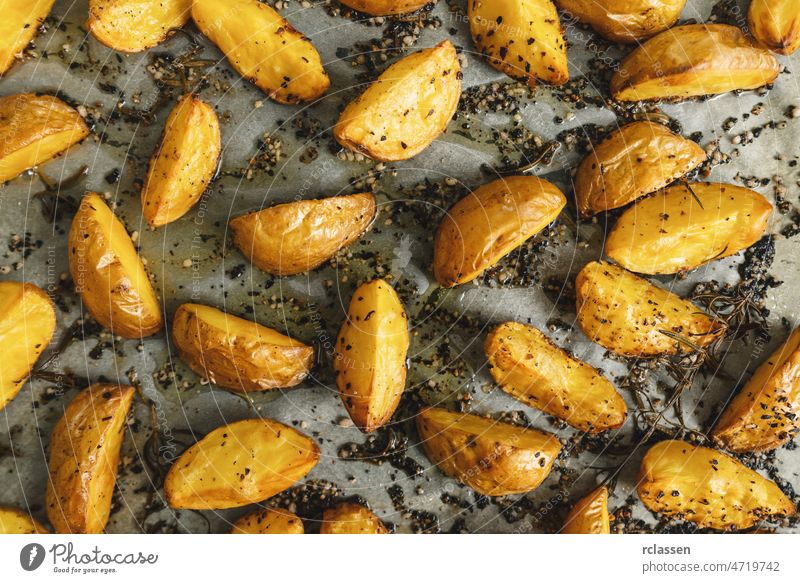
(338, 427), (424, 478)
(387, 484), (440, 533)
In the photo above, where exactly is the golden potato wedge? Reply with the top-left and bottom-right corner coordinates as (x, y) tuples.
(574, 121), (705, 217)
(229, 193), (376, 276)
(231, 507), (304, 534)
(0, 93), (89, 184)
(606, 183), (772, 275)
(165, 418), (320, 510)
(334, 40), (461, 162)
(485, 322), (627, 433)
(749, 0), (800, 55)
(713, 327), (800, 453)
(575, 261), (724, 357)
(611, 24), (780, 101)
(434, 175), (566, 287)
(561, 486), (610, 534)
(87, 0), (191, 53)
(141, 94), (220, 227)
(338, 0), (430, 15)
(0, 507), (48, 534)
(334, 280), (409, 433)
(69, 193), (162, 338)
(416, 407), (562, 496)
(555, 0), (686, 44)
(0, 0), (55, 75)
(320, 503), (388, 534)
(469, 0), (568, 87)
(46, 383), (135, 534)
(638, 440), (795, 530)
(171, 303), (314, 393)
(0, 281), (56, 411)
(192, 0), (329, 104)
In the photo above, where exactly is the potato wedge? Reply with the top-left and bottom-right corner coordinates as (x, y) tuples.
(561, 486), (610, 534)
(0, 507), (48, 534)
(69, 193), (162, 338)
(416, 407), (561, 496)
(575, 261), (724, 357)
(555, 0), (686, 44)
(338, 0), (430, 15)
(172, 303), (314, 392)
(749, 0), (800, 55)
(320, 503), (388, 534)
(0, 0), (55, 75)
(192, 0), (329, 104)
(46, 383), (135, 534)
(231, 507), (304, 534)
(638, 440), (795, 530)
(141, 94), (220, 227)
(485, 322), (627, 433)
(0, 93), (89, 184)
(87, 0), (191, 53)
(229, 193), (376, 276)
(434, 175), (566, 287)
(334, 280), (409, 433)
(334, 40), (460, 162)
(165, 418), (319, 510)
(469, 0), (568, 87)
(574, 121), (705, 217)
(0, 281), (56, 411)
(713, 327), (800, 453)
(611, 24), (780, 101)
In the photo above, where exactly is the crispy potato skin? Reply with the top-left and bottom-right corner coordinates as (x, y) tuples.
(416, 407), (562, 496)
(485, 322), (627, 433)
(749, 0), (800, 55)
(141, 94), (220, 227)
(576, 261), (724, 357)
(320, 503), (389, 534)
(171, 303), (314, 392)
(606, 183), (772, 275)
(165, 418), (320, 510)
(46, 384), (135, 534)
(638, 440), (795, 530)
(0, 507), (49, 534)
(561, 487), (610, 534)
(575, 121), (705, 217)
(192, 0), (329, 104)
(713, 328), (800, 453)
(434, 176), (566, 287)
(338, 0), (430, 15)
(230, 193), (376, 276)
(469, 0), (567, 87)
(611, 24), (780, 101)
(0, 93), (89, 184)
(231, 508), (304, 534)
(87, 0), (191, 53)
(69, 193), (162, 338)
(334, 40), (460, 162)
(0, 282), (56, 411)
(556, 0), (686, 44)
(0, 0), (55, 75)
(334, 280), (409, 433)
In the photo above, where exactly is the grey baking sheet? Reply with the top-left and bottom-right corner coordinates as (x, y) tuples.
(0, 0), (799, 533)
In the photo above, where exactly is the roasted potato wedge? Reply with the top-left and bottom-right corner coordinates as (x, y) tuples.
(611, 24), (780, 101)
(192, 0), (329, 104)
(334, 40), (460, 162)
(575, 261), (724, 357)
(141, 94), (220, 227)
(485, 322), (627, 433)
(713, 327), (800, 453)
(0, 281), (56, 411)
(606, 183), (772, 275)
(0, 0), (55, 75)
(561, 486), (610, 534)
(0, 507), (48, 534)
(416, 407), (562, 496)
(434, 176), (566, 287)
(231, 507), (304, 534)
(229, 193), (376, 276)
(574, 121), (705, 217)
(165, 418), (319, 510)
(69, 193), (162, 338)
(338, 0), (430, 15)
(320, 503), (389, 534)
(87, 0), (191, 53)
(334, 280), (409, 433)
(46, 383), (135, 534)
(172, 303), (314, 392)
(555, 0), (686, 44)
(749, 0), (800, 55)
(638, 440), (795, 530)
(0, 93), (89, 184)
